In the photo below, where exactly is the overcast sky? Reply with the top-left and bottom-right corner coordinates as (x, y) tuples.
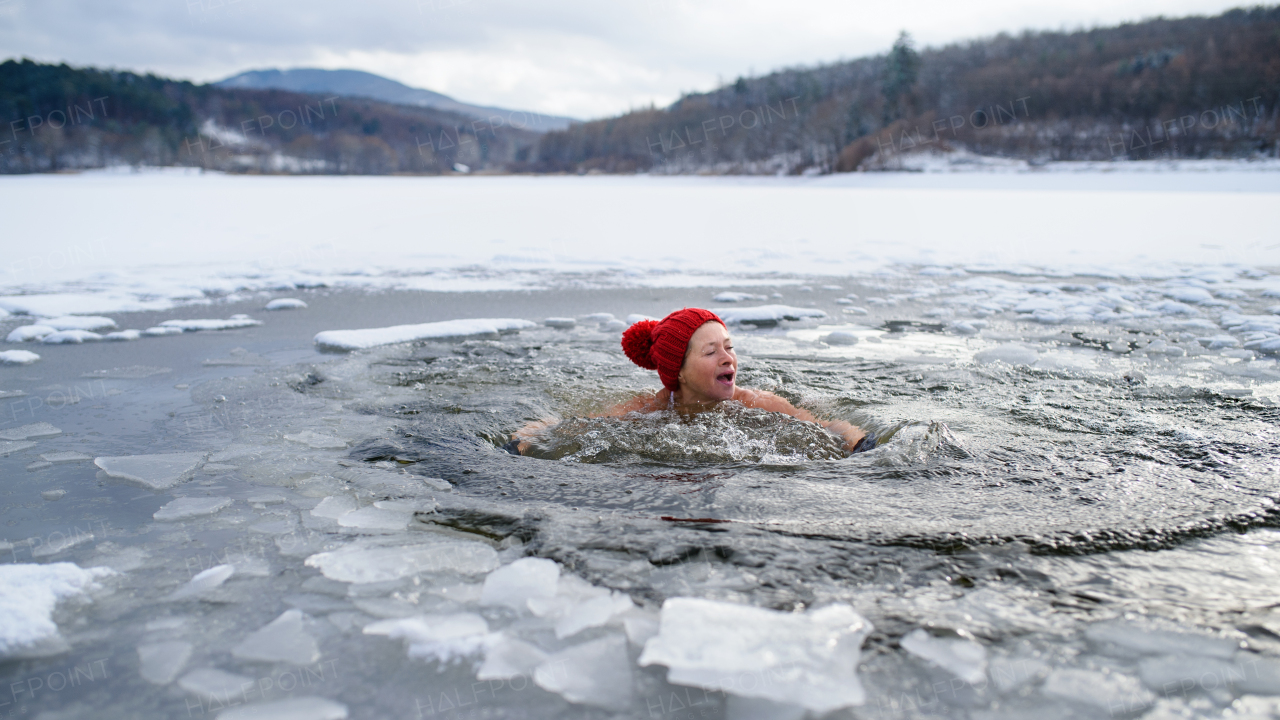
(0, 0), (1251, 120)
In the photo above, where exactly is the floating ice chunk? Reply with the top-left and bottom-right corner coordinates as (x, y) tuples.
(544, 317), (576, 329)
(40, 451), (93, 464)
(973, 344), (1038, 365)
(601, 319), (627, 331)
(1164, 287), (1215, 304)
(582, 312), (615, 322)
(232, 609), (320, 665)
(364, 613), (494, 662)
(0, 351), (39, 363)
(159, 317), (263, 332)
(948, 321), (979, 335)
(1042, 668), (1154, 711)
(988, 656), (1049, 691)
(626, 314), (658, 325)
(95, 452), (205, 490)
(535, 634), (632, 711)
(169, 564), (235, 600)
(0, 562), (114, 659)
(0, 423), (61, 440)
(313, 318), (535, 352)
(822, 331), (859, 345)
(310, 495), (357, 520)
(215, 697), (348, 720)
(265, 298), (307, 310)
(42, 330), (102, 344)
(639, 598), (872, 712)
(305, 538), (498, 583)
(842, 306), (869, 315)
(480, 557), (559, 611)
(178, 667), (256, 703)
(1083, 621), (1237, 658)
(336, 505), (410, 530)
(713, 305), (826, 325)
(714, 292), (763, 302)
(1151, 300), (1198, 316)
(284, 431), (347, 449)
(41, 489), (66, 500)
(1198, 335), (1240, 349)
(138, 640), (193, 684)
(44, 316), (117, 332)
(144, 326), (184, 336)
(900, 629), (987, 684)
(1013, 297), (1061, 313)
(0, 441), (37, 456)
(477, 636), (548, 680)
(6, 325), (55, 342)
(622, 608), (660, 646)
(836, 298), (853, 305)
(154, 497), (233, 521)
(104, 330), (141, 341)
(554, 593), (636, 639)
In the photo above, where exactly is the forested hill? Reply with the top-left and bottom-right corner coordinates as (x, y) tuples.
(533, 6), (1280, 174)
(1, 6), (1278, 175)
(0, 60), (540, 174)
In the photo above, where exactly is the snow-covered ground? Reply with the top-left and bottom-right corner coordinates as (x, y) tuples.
(0, 166), (1277, 316)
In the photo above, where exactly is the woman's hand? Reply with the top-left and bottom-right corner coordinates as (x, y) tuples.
(735, 388), (867, 453)
(511, 418), (557, 454)
(821, 419), (867, 453)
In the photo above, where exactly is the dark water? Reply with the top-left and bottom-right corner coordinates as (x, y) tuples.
(5, 282), (1280, 720)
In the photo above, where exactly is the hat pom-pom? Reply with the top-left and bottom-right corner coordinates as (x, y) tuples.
(621, 320), (659, 370)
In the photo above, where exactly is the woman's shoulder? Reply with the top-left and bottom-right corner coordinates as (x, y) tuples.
(594, 389), (669, 417)
(732, 387), (816, 421)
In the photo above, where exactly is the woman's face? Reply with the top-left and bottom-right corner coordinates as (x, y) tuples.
(677, 322), (737, 404)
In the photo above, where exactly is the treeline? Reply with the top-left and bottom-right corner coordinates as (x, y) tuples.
(2, 6), (1278, 175)
(0, 59), (540, 174)
(533, 6), (1280, 173)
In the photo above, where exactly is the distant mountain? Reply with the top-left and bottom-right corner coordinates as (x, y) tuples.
(216, 68), (576, 133)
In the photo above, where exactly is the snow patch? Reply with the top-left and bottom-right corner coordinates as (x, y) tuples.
(0, 562), (114, 659)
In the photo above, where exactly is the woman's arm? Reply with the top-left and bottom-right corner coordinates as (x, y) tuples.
(733, 388), (867, 450)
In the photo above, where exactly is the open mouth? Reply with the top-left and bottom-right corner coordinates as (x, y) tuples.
(716, 370), (735, 385)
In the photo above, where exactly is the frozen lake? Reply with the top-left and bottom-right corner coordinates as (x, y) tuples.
(3, 167), (1280, 720)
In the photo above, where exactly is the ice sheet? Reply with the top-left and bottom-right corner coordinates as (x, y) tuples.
(231, 609), (320, 665)
(304, 538), (499, 583)
(534, 634), (633, 711)
(639, 598), (872, 712)
(153, 497), (233, 521)
(900, 629), (987, 684)
(0, 422), (61, 440)
(314, 318), (537, 352)
(479, 557), (559, 611)
(713, 305), (827, 325)
(95, 452), (206, 490)
(159, 316), (263, 331)
(137, 640), (194, 684)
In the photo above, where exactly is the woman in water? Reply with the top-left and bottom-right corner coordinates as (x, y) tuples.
(507, 308), (875, 455)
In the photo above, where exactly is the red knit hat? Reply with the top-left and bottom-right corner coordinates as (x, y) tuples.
(621, 308), (726, 391)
